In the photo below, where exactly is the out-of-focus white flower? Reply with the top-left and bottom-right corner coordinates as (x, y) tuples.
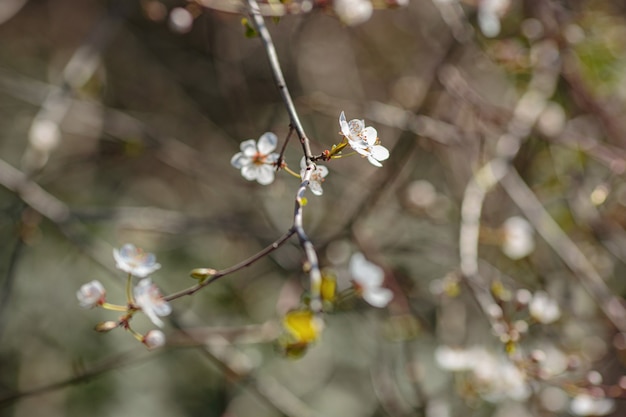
(143, 329), (166, 349)
(434, 346), (476, 371)
(300, 157), (329, 196)
(501, 216), (535, 260)
(436, 345), (530, 402)
(230, 132), (280, 185)
(339, 112), (390, 167)
(168, 7), (193, 34)
(77, 280), (106, 308)
(349, 252), (393, 307)
(529, 291), (561, 324)
(29, 118), (61, 152)
(478, 0), (511, 38)
(478, 358), (530, 402)
(333, 0), (373, 26)
(133, 278), (172, 328)
(570, 394), (615, 416)
(113, 244), (161, 277)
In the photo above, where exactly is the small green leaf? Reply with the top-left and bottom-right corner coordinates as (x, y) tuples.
(241, 18), (258, 38)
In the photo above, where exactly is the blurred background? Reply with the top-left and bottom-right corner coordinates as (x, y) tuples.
(2, 0), (626, 416)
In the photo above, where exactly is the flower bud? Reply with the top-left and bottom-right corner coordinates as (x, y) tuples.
(143, 330), (166, 349)
(95, 321), (119, 332)
(190, 268), (217, 280)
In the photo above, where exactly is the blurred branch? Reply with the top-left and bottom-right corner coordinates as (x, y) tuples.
(21, 14), (122, 175)
(0, 234), (24, 342)
(459, 39), (560, 320)
(430, 0), (473, 43)
(561, 50), (626, 148)
(0, 347), (154, 407)
(501, 168), (626, 333)
(0, 157), (118, 273)
(169, 312), (318, 417)
(0, 0), (27, 26)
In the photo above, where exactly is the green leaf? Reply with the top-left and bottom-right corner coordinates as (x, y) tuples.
(241, 18), (258, 38)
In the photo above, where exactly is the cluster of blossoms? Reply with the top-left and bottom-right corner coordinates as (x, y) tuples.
(230, 112), (389, 195)
(338, 111), (390, 167)
(76, 244), (171, 349)
(435, 343), (616, 415)
(78, 116), (393, 355)
(435, 345), (531, 402)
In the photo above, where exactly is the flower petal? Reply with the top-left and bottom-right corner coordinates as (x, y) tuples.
(230, 152), (251, 169)
(370, 145), (390, 161)
(339, 111), (351, 137)
(265, 152), (279, 164)
(133, 278), (171, 328)
(367, 155), (383, 167)
(309, 180), (323, 196)
(348, 119), (365, 137)
(240, 139), (257, 157)
(316, 165), (329, 178)
(350, 141), (370, 155)
(257, 132), (278, 155)
(256, 164), (275, 185)
(241, 165), (259, 181)
(363, 287), (393, 308)
(350, 252), (385, 286)
(361, 126), (378, 146)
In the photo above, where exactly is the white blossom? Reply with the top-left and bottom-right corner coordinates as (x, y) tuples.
(529, 291), (561, 324)
(501, 216), (535, 260)
(478, 0), (511, 38)
(300, 157), (329, 196)
(133, 278), (172, 328)
(570, 394), (615, 416)
(168, 7), (193, 34)
(349, 252), (393, 308)
(113, 244), (161, 277)
(333, 0), (373, 26)
(143, 329), (166, 349)
(436, 345), (530, 402)
(434, 345), (475, 371)
(339, 111), (390, 167)
(77, 280), (106, 308)
(231, 132), (280, 185)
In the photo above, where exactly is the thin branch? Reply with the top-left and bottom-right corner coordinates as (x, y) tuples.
(245, 0), (314, 160)
(458, 39), (560, 317)
(277, 125), (295, 171)
(165, 228), (296, 301)
(244, 0), (323, 314)
(0, 157), (127, 276)
(0, 348), (153, 407)
(501, 168), (626, 333)
(292, 165), (323, 314)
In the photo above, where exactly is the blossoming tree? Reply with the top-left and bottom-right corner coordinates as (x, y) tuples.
(2, 1), (626, 416)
